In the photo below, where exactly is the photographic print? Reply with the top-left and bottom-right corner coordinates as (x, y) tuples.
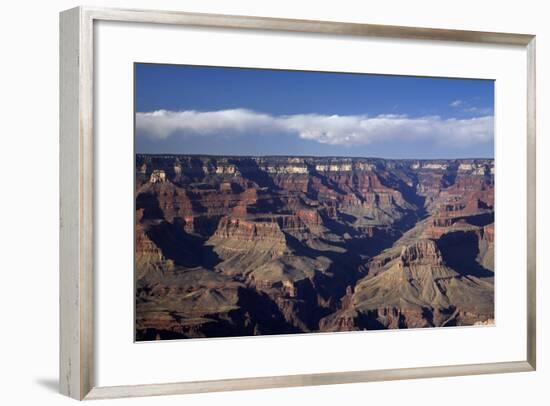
(134, 64), (495, 341)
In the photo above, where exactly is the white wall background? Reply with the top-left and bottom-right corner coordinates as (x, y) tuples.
(0, 0), (547, 404)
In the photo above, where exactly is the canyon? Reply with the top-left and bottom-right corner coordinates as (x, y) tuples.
(135, 154), (494, 340)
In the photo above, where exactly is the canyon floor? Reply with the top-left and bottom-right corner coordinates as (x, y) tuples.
(135, 154), (494, 340)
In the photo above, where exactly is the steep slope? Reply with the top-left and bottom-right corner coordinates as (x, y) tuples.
(320, 239), (493, 331)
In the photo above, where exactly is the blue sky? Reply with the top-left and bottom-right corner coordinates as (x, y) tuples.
(135, 63), (494, 159)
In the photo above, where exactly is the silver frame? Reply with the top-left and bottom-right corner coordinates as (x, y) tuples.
(59, 6), (537, 400)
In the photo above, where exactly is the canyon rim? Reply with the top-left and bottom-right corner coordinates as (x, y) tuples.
(134, 64), (495, 341)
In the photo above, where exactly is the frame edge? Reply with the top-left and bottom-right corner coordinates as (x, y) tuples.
(85, 6), (533, 45)
(59, 6), (94, 400)
(84, 361), (534, 400)
(526, 37), (536, 370)
(59, 6), (81, 400)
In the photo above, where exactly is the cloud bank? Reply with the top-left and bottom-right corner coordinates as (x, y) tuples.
(136, 109), (493, 147)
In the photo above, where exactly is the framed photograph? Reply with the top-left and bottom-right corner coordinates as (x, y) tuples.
(60, 7), (536, 400)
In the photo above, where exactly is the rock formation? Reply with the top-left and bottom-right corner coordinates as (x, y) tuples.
(135, 155), (494, 340)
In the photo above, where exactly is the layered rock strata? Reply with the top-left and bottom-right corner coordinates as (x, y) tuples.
(135, 155), (494, 340)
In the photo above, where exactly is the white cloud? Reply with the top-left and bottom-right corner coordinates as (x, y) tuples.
(450, 100), (493, 116)
(463, 106), (493, 115)
(136, 108), (493, 146)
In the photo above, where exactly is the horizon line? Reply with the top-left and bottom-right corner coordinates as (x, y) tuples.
(135, 152), (494, 161)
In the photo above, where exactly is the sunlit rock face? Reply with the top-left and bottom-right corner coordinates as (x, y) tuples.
(135, 155), (494, 340)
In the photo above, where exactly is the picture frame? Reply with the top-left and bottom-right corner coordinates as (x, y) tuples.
(59, 6), (536, 400)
